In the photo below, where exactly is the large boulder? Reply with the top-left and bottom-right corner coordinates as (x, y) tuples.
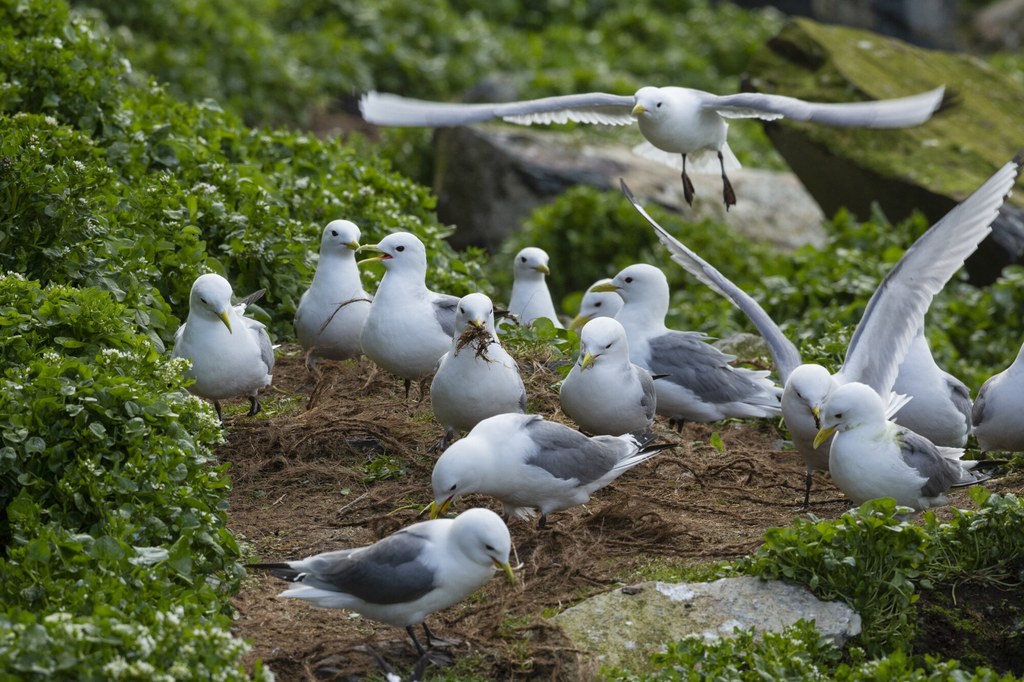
(744, 17), (1024, 284)
(434, 125), (826, 253)
(552, 576), (861, 674)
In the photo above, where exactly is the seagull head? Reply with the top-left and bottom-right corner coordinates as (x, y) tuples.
(456, 292), (496, 334)
(430, 438), (484, 519)
(512, 247), (551, 281)
(631, 86), (669, 120)
(449, 508), (515, 585)
(784, 364), (836, 430)
(577, 317), (630, 371)
(569, 278), (623, 331)
(813, 382), (886, 449)
(320, 219), (362, 255)
(357, 232), (427, 273)
(189, 273), (234, 333)
(597, 263), (670, 317)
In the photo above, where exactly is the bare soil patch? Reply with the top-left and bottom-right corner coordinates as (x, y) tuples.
(224, 347), (1013, 681)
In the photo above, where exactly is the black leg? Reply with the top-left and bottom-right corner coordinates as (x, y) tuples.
(681, 154), (695, 206)
(537, 513), (548, 530)
(214, 400), (224, 423)
(247, 395), (262, 416)
(404, 378), (412, 400)
(669, 417), (686, 433)
(802, 469), (813, 509)
(406, 625), (427, 656)
(719, 151), (736, 210)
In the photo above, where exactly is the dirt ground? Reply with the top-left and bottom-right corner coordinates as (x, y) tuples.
(223, 346), (1017, 681)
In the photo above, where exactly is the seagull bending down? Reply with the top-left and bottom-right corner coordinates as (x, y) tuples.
(430, 293), (527, 449)
(430, 413), (672, 528)
(294, 219), (372, 370)
(594, 264), (782, 426)
(621, 153), (1021, 503)
(172, 273), (275, 421)
(359, 232), (459, 398)
(249, 507), (515, 656)
(360, 85), (945, 209)
(814, 383), (985, 511)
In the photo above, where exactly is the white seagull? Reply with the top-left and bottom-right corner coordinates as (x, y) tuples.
(294, 219), (372, 370)
(358, 232), (460, 397)
(430, 293), (528, 449)
(972, 342), (1024, 453)
(560, 317), (656, 436)
(568, 278), (623, 331)
(172, 273), (274, 421)
(593, 263), (782, 426)
(250, 507), (515, 656)
(620, 153), (1021, 503)
(360, 85), (945, 209)
(430, 413), (671, 528)
(507, 247), (563, 328)
(814, 382), (985, 512)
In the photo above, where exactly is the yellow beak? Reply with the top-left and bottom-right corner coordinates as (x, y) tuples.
(534, 264), (550, 275)
(471, 319), (485, 329)
(631, 102), (647, 116)
(345, 240), (360, 251)
(589, 282), (620, 293)
(218, 310), (232, 333)
(429, 497), (454, 519)
(811, 405), (821, 429)
(356, 245), (388, 266)
(813, 425), (837, 450)
(568, 314), (589, 332)
(495, 559), (516, 585)
(579, 352), (596, 370)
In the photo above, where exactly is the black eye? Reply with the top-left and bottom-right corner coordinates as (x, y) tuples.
(459, 306), (464, 314)
(520, 256), (527, 263)
(485, 544), (495, 551)
(624, 277), (633, 284)
(656, 102), (663, 108)
(448, 484), (457, 492)
(396, 245), (405, 252)
(331, 230), (338, 237)
(834, 413), (843, 419)
(605, 342), (612, 349)
(594, 302), (602, 308)
(200, 297), (208, 304)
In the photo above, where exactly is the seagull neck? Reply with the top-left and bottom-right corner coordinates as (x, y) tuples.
(311, 251), (360, 291)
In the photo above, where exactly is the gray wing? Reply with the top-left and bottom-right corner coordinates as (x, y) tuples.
(695, 86), (945, 127)
(945, 373), (973, 427)
(237, 288), (266, 308)
(636, 365), (657, 422)
(647, 331), (769, 404)
(837, 155), (1022, 395)
(433, 294), (460, 338)
(299, 529), (436, 605)
(971, 375), (996, 430)
(173, 322), (186, 347)
(897, 428), (963, 498)
(621, 179), (801, 383)
(522, 418), (620, 485)
(245, 317), (276, 372)
(360, 91), (635, 127)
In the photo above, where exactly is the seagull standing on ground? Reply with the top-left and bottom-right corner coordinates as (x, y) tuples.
(559, 317), (656, 436)
(172, 273), (274, 421)
(814, 382), (985, 511)
(568, 278), (623, 331)
(430, 413), (672, 528)
(359, 232), (459, 398)
(620, 153), (1021, 503)
(294, 219), (372, 371)
(430, 293), (527, 449)
(594, 264), (782, 427)
(360, 85), (945, 209)
(249, 507), (515, 656)
(507, 247), (563, 328)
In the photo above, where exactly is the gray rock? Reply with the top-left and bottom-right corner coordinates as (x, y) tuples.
(552, 576), (861, 673)
(434, 126), (826, 253)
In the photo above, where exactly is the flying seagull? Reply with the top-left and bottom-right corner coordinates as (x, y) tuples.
(360, 85), (946, 209)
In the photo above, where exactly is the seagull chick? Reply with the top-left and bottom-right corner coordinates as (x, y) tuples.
(172, 273), (274, 421)
(431, 293), (527, 449)
(250, 507), (514, 656)
(430, 413), (671, 528)
(294, 219), (372, 370)
(360, 85), (945, 209)
(560, 317), (656, 436)
(359, 232), (459, 398)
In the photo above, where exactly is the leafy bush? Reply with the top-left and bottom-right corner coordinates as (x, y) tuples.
(0, 275), (266, 679)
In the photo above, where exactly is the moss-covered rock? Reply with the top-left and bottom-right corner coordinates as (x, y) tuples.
(745, 17), (1024, 283)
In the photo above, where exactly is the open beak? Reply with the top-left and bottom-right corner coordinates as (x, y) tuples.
(579, 352), (596, 370)
(631, 102), (647, 116)
(494, 559), (516, 585)
(429, 496), (454, 519)
(813, 425), (836, 450)
(811, 405), (821, 429)
(356, 245), (390, 266)
(218, 310), (232, 333)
